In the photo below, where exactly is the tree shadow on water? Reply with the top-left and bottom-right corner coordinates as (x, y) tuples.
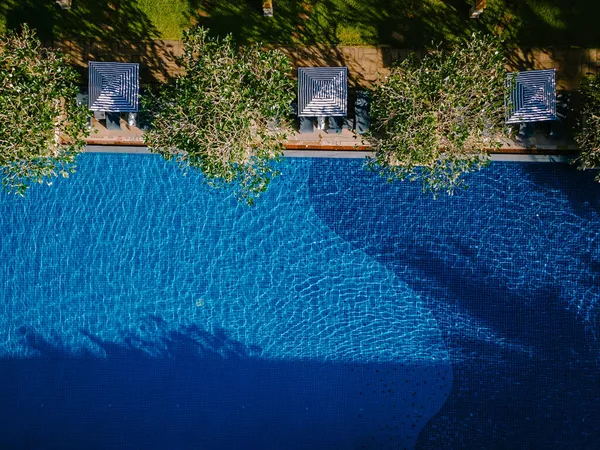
(308, 159), (600, 449)
(518, 162), (600, 219)
(0, 318), (451, 449)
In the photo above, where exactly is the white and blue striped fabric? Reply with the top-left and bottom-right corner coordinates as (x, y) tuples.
(298, 67), (348, 117)
(505, 69), (557, 124)
(88, 61), (139, 112)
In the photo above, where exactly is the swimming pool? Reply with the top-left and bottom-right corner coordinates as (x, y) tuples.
(0, 154), (598, 448)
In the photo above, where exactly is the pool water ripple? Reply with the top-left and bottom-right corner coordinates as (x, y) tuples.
(0, 154), (450, 365)
(3, 154), (599, 448)
(309, 158), (600, 448)
(0, 154), (455, 448)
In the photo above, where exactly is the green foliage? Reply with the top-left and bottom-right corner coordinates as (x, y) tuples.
(574, 74), (600, 178)
(0, 24), (89, 195)
(143, 27), (295, 204)
(368, 33), (507, 195)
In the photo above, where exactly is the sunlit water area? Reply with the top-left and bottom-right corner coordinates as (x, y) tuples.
(0, 154), (599, 448)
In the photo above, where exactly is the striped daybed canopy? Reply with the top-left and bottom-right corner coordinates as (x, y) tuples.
(505, 69), (557, 124)
(88, 61), (139, 112)
(298, 67), (348, 117)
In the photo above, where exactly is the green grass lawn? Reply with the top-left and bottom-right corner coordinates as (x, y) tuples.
(136, 0), (189, 40)
(0, 0), (190, 42)
(181, 0), (600, 48)
(1, 0), (599, 47)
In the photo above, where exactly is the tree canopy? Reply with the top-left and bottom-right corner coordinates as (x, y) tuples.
(368, 33), (507, 195)
(143, 27), (295, 205)
(574, 73), (600, 178)
(0, 25), (88, 195)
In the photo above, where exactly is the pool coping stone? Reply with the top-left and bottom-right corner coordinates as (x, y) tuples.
(86, 146), (578, 163)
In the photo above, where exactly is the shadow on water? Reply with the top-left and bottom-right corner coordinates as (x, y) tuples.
(408, 252), (599, 448)
(308, 159), (600, 449)
(0, 0), (174, 84)
(518, 162), (600, 218)
(0, 318), (451, 450)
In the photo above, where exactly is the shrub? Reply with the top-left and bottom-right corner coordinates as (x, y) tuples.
(368, 33), (507, 195)
(0, 25), (88, 195)
(574, 74), (600, 177)
(143, 27), (295, 205)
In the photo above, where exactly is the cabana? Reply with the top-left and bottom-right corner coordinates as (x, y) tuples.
(505, 69), (558, 124)
(89, 61), (139, 130)
(298, 67), (347, 133)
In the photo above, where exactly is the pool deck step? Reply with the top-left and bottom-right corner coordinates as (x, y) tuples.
(84, 120), (579, 155)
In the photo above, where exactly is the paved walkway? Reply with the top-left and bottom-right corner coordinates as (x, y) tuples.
(56, 38), (600, 90)
(86, 116), (577, 155)
(85, 145), (571, 163)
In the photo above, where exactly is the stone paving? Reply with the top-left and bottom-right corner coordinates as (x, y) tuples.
(56, 37), (600, 90)
(507, 47), (600, 90)
(86, 116), (576, 154)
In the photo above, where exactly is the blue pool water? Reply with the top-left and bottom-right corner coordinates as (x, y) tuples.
(0, 154), (599, 448)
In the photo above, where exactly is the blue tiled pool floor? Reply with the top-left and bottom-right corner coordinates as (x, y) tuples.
(0, 154), (599, 448)
(310, 159), (600, 448)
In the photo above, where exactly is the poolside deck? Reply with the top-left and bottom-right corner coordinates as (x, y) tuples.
(85, 116), (578, 156)
(77, 40), (593, 156)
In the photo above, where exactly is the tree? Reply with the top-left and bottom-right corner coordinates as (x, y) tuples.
(574, 74), (600, 178)
(0, 25), (88, 195)
(368, 33), (507, 195)
(143, 27), (295, 205)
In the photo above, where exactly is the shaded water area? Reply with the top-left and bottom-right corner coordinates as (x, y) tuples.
(0, 154), (599, 448)
(310, 159), (600, 448)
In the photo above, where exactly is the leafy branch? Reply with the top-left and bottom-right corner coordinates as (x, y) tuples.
(143, 27), (295, 205)
(0, 24), (89, 195)
(574, 74), (600, 177)
(368, 33), (508, 195)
